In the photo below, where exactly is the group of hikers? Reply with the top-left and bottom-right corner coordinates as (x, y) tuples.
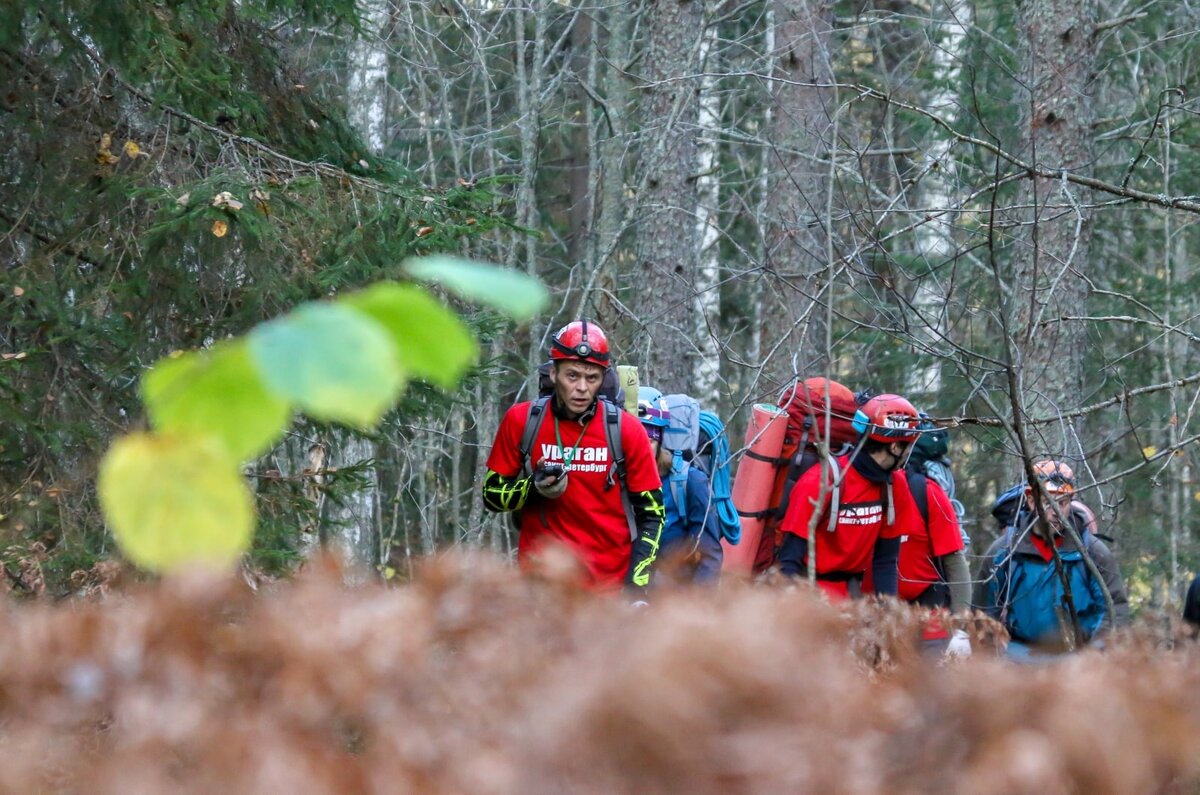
(482, 319), (1140, 659)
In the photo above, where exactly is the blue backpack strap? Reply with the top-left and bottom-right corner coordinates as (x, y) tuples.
(669, 454), (690, 526)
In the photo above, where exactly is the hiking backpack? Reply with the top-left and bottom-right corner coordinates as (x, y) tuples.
(752, 377), (860, 572)
(660, 394), (741, 545)
(907, 418), (970, 549)
(989, 524), (1106, 644)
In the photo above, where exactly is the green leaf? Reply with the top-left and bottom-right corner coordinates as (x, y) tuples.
(247, 303), (403, 429)
(142, 341), (291, 461)
(98, 433), (254, 573)
(402, 256), (548, 320)
(341, 282), (479, 390)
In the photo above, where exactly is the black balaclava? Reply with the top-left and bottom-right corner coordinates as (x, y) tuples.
(852, 443), (901, 483)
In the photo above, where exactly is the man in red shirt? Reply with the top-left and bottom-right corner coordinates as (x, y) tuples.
(481, 320), (664, 593)
(895, 419), (971, 612)
(777, 393), (920, 600)
(894, 437), (972, 656)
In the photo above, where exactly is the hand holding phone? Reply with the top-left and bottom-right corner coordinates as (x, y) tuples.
(534, 460), (568, 498)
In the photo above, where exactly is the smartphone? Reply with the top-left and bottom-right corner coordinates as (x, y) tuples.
(538, 461), (566, 479)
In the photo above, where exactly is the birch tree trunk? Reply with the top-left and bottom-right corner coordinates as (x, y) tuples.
(748, 6), (775, 380)
(1011, 0), (1096, 458)
(348, 0), (391, 155)
(322, 0), (394, 579)
(323, 430), (380, 579)
(693, 10), (722, 406)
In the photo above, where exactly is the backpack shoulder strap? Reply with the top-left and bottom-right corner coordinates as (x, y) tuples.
(669, 460), (690, 524)
(907, 469), (946, 580)
(518, 396), (552, 477)
(600, 399), (637, 541)
(907, 470), (930, 526)
(772, 427), (813, 521)
(600, 399), (625, 489)
(823, 453), (844, 534)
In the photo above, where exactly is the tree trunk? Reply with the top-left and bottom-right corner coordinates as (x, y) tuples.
(320, 0), (395, 579)
(566, 11), (596, 265)
(322, 431), (379, 581)
(1161, 115), (1189, 601)
(905, 0), (971, 403)
(635, 0), (704, 393)
(347, 0), (392, 155)
(1011, 0), (1096, 458)
(760, 0), (835, 389)
(516, 0), (550, 389)
(693, 10), (723, 406)
(589, 6), (634, 316)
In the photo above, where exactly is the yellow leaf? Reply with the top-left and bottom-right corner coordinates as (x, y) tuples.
(99, 133), (112, 150)
(123, 140), (143, 158)
(98, 433), (254, 573)
(212, 219), (229, 238)
(12, 286), (24, 297)
(1143, 445), (1157, 458)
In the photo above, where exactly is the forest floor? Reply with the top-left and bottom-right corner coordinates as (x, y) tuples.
(0, 551), (1195, 794)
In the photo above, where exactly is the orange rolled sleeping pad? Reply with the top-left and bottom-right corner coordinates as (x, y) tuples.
(722, 404), (789, 576)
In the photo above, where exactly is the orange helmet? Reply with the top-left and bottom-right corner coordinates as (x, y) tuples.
(549, 320), (610, 369)
(852, 393), (920, 442)
(1030, 460), (1075, 494)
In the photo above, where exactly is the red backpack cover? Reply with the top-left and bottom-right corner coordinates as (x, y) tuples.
(752, 377), (860, 572)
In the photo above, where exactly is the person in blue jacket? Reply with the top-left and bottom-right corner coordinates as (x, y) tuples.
(637, 388), (723, 584)
(974, 459), (1129, 658)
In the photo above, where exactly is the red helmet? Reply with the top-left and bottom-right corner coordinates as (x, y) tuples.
(852, 393), (920, 442)
(549, 320), (610, 368)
